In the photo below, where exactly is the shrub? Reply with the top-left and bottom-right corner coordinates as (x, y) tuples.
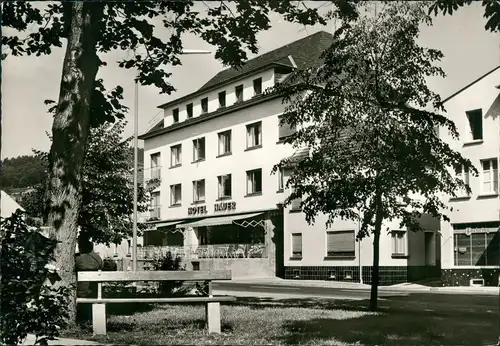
(102, 257), (118, 271)
(0, 210), (71, 345)
(150, 251), (192, 297)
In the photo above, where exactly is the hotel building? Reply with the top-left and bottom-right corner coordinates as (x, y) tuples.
(138, 31), (440, 284)
(439, 65), (500, 287)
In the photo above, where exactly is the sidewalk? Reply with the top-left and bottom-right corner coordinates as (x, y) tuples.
(21, 334), (99, 345)
(222, 277), (499, 295)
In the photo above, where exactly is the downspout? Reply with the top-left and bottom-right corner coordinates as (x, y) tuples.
(359, 216), (363, 284)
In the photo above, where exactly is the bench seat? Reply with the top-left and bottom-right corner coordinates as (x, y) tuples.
(76, 270), (235, 336)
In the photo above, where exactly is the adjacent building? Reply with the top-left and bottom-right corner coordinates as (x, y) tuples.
(138, 31), (440, 284)
(439, 65), (500, 286)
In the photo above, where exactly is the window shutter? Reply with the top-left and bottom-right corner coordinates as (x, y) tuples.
(292, 234), (302, 254)
(327, 231), (355, 253)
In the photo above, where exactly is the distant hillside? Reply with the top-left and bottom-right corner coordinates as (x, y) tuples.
(1, 155), (47, 191)
(1, 147), (144, 192)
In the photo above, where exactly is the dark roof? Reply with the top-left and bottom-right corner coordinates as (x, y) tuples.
(441, 65), (500, 104)
(156, 31), (334, 109)
(284, 147), (310, 167)
(199, 31), (334, 91)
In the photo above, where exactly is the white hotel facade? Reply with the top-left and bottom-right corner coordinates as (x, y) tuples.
(138, 31), (442, 284)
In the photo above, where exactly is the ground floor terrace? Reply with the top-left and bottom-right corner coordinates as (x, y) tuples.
(138, 209), (283, 278)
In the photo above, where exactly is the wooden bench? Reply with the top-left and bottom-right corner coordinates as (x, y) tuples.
(76, 270), (236, 335)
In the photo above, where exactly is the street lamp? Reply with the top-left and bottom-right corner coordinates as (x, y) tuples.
(132, 48), (211, 271)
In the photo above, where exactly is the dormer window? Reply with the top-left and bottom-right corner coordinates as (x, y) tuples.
(186, 103), (193, 118)
(253, 78), (262, 96)
(172, 108), (179, 123)
(235, 85), (244, 103)
(201, 97), (208, 114)
(218, 91), (226, 108)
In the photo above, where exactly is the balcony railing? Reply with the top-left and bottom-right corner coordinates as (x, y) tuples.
(148, 206), (161, 220)
(145, 166), (162, 182)
(137, 243), (267, 260)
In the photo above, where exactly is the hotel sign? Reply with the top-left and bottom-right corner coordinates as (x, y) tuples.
(214, 201), (236, 212)
(188, 205), (207, 216)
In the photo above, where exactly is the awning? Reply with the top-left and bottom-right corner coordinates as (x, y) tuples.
(176, 212), (264, 229)
(147, 220), (184, 233)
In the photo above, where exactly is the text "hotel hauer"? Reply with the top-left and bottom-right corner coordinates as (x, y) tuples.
(187, 201), (237, 216)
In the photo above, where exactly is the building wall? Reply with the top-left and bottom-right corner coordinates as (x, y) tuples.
(144, 97), (293, 221)
(439, 68), (500, 286)
(162, 69), (275, 128)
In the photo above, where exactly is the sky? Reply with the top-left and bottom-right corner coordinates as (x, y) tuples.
(2, 2), (499, 159)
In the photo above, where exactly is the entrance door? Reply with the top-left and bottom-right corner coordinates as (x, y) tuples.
(424, 232), (435, 266)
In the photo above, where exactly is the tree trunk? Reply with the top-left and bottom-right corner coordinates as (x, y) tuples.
(46, 2), (103, 324)
(369, 191), (384, 312)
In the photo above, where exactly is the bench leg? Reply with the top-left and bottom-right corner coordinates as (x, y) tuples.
(205, 302), (221, 334)
(92, 303), (107, 335)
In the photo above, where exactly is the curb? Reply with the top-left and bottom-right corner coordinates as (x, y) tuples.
(217, 279), (499, 296)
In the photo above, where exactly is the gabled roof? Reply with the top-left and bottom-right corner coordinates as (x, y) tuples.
(199, 31), (335, 92)
(156, 31), (334, 110)
(441, 65), (500, 104)
(1, 190), (25, 218)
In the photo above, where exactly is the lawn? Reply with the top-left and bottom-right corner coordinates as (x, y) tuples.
(62, 296), (498, 345)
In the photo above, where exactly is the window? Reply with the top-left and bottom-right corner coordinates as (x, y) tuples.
(291, 233), (303, 258)
(201, 97), (208, 114)
(391, 231), (407, 256)
(480, 158), (498, 194)
(277, 168), (284, 191)
(454, 230), (500, 266)
(192, 179), (205, 203)
(170, 144), (182, 167)
(150, 152), (161, 180)
(186, 103), (193, 118)
(235, 84), (244, 103)
(278, 115), (296, 141)
(218, 130), (231, 156)
(218, 91), (226, 108)
(246, 168), (262, 195)
(170, 184), (182, 206)
(172, 108), (179, 123)
(326, 230), (355, 257)
(127, 240), (131, 256)
(453, 163), (470, 197)
(150, 191), (161, 219)
(290, 194), (302, 211)
(253, 77), (262, 96)
(217, 174), (232, 198)
(466, 109), (483, 141)
(246, 121), (262, 149)
(192, 137), (206, 162)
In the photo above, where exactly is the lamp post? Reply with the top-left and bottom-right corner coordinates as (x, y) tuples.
(132, 48), (211, 271)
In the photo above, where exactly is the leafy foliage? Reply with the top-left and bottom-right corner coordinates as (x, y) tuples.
(2, 1), (359, 128)
(273, 2), (476, 310)
(0, 155), (47, 189)
(24, 120), (150, 246)
(0, 210), (71, 345)
(149, 251), (188, 297)
(429, 0), (500, 32)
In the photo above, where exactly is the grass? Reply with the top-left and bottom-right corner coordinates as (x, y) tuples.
(62, 296), (498, 345)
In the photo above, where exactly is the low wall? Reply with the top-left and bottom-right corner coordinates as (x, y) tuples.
(441, 268), (500, 286)
(193, 258), (274, 278)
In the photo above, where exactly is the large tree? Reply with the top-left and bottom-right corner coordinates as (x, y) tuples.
(2, 1), (360, 322)
(429, 0), (500, 33)
(273, 1), (476, 311)
(23, 119), (150, 245)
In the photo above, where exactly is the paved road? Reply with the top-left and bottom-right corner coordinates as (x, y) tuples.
(213, 281), (499, 314)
